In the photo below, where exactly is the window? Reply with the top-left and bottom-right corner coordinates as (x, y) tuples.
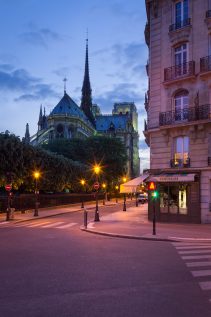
(175, 0), (189, 27)
(175, 43), (188, 76)
(174, 90), (189, 121)
(173, 136), (189, 167)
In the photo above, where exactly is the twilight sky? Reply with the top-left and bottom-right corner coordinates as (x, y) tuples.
(0, 0), (149, 170)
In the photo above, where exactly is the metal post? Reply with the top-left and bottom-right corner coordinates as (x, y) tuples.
(81, 198), (84, 209)
(84, 209), (88, 229)
(34, 179), (39, 217)
(153, 198), (156, 235)
(123, 193), (126, 211)
(94, 190), (100, 221)
(135, 193), (138, 207)
(6, 191), (11, 221)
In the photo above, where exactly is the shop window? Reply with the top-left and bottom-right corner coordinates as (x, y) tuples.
(174, 90), (189, 121)
(160, 184), (188, 215)
(173, 136), (189, 167)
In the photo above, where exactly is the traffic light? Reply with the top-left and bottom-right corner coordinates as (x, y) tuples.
(151, 190), (159, 199)
(148, 181), (156, 191)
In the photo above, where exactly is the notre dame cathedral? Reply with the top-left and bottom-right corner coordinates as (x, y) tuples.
(24, 40), (140, 178)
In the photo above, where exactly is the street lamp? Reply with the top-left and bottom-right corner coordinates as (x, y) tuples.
(93, 164), (101, 222)
(102, 183), (106, 205)
(122, 177), (127, 211)
(115, 185), (119, 203)
(33, 171), (40, 217)
(80, 179), (86, 208)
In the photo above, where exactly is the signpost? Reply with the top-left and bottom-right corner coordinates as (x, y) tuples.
(5, 184), (12, 221)
(93, 182), (100, 190)
(148, 181), (158, 235)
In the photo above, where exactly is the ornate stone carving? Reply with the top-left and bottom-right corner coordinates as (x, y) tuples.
(169, 26), (192, 46)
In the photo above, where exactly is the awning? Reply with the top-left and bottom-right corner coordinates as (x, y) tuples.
(120, 174), (149, 193)
(147, 173), (196, 183)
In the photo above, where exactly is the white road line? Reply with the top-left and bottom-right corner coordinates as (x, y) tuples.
(182, 255), (211, 260)
(186, 261), (211, 267)
(176, 246), (211, 250)
(27, 221), (50, 227)
(178, 250), (211, 255)
(56, 223), (77, 229)
(172, 242), (211, 246)
(199, 281), (211, 290)
(41, 222), (64, 228)
(0, 222), (10, 225)
(191, 270), (211, 277)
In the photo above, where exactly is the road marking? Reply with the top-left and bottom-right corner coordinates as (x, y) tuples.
(191, 270), (211, 277)
(56, 223), (77, 229)
(178, 250), (211, 255)
(176, 245), (211, 250)
(87, 222), (94, 229)
(27, 221), (51, 227)
(199, 281), (211, 290)
(41, 222), (64, 228)
(186, 261), (211, 267)
(182, 255), (211, 260)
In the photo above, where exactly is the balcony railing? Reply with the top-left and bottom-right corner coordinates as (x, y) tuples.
(206, 10), (211, 18)
(169, 18), (191, 32)
(200, 55), (211, 73)
(159, 104), (210, 126)
(170, 158), (190, 168)
(164, 61), (195, 82)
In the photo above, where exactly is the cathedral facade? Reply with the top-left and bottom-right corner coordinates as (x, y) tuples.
(26, 40), (140, 178)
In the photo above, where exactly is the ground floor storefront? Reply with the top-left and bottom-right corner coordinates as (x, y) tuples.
(147, 172), (201, 224)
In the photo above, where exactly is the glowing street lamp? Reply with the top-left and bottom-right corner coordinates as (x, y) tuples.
(33, 171), (40, 217)
(80, 179), (86, 208)
(102, 182), (106, 205)
(93, 164), (101, 222)
(122, 177), (127, 211)
(115, 185), (119, 203)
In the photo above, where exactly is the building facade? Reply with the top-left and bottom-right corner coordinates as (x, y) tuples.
(145, 0), (211, 223)
(28, 41), (140, 178)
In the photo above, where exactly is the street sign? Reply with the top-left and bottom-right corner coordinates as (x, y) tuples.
(93, 182), (100, 190)
(5, 184), (12, 191)
(148, 181), (156, 191)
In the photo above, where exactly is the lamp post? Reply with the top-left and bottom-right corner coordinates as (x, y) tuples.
(80, 179), (86, 208)
(102, 183), (106, 205)
(33, 171), (40, 217)
(93, 164), (101, 222)
(115, 185), (119, 203)
(122, 177), (127, 211)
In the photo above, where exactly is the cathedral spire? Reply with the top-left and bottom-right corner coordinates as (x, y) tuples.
(38, 105), (43, 131)
(23, 123), (30, 144)
(80, 37), (95, 126)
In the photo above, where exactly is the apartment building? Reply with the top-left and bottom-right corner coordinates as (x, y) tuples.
(144, 0), (211, 223)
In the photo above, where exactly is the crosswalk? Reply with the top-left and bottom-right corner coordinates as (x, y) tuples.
(0, 220), (78, 230)
(172, 241), (211, 298)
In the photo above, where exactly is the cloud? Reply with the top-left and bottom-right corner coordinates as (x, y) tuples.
(94, 82), (146, 114)
(20, 27), (62, 48)
(0, 63), (15, 72)
(53, 67), (71, 78)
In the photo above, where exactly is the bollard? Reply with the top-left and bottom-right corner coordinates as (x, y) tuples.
(84, 209), (88, 229)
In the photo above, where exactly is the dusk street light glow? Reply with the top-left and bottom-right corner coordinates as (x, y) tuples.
(33, 171), (40, 217)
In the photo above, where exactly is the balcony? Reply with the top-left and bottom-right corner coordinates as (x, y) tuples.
(164, 61), (195, 83)
(200, 55), (211, 73)
(169, 18), (191, 33)
(159, 104), (210, 127)
(170, 158), (190, 168)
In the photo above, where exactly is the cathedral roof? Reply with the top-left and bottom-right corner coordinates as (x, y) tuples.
(50, 92), (91, 123)
(95, 114), (128, 131)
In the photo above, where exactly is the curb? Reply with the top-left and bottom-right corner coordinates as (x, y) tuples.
(80, 226), (211, 243)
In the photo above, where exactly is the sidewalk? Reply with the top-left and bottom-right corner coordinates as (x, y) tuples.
(81, 204), (211, 242)
(1, 201), (211, 242)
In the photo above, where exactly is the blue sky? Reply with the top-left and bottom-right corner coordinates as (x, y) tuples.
(0, 0), (149, 170)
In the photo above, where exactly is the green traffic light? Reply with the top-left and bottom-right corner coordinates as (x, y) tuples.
(152, 191), (158, 199)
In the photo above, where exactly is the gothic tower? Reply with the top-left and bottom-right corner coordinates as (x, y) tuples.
(80, 38), (95, 126)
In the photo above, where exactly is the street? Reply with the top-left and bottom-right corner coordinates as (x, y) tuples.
(1, 205), (211, 317)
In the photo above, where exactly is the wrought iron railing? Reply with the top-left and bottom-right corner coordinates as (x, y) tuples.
(206, 10), (211, 18)
(169, 18), (191, 32)
(164, 61), (195, 82)
(159, 104), (210, 126)
(200, 55), (211, 73)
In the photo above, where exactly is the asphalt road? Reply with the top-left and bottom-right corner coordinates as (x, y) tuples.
(1, 206), (211, 317)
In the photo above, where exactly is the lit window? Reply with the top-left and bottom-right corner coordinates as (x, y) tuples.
(173, 136), (189, 167)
